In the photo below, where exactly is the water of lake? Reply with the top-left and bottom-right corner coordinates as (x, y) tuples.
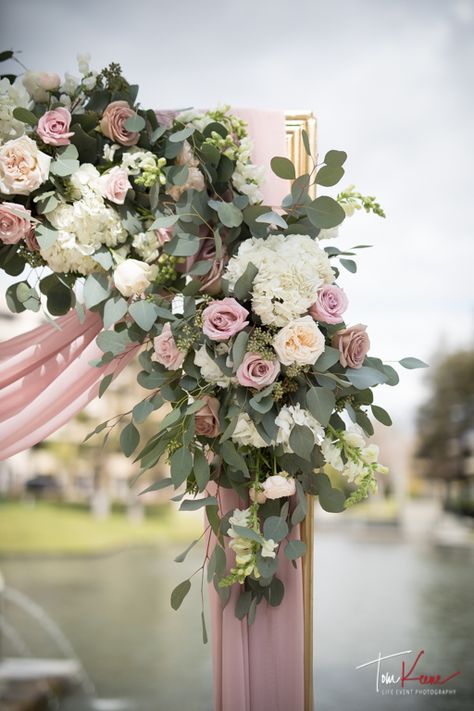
(1, 529), (473, 710)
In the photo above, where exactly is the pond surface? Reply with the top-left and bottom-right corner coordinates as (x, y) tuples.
(1, 530), (473, 710)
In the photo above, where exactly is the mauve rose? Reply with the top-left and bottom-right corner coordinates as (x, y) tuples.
(0, 202), (34, 244)
(262, 474), (296, 500)
(195, 395), (220, 438)
(98, 166), (131, 204)
(185, 237), (227, 295)
(152, 322), (185, 370)
(309, 284), (348, 324)
(37, 108), (74, 146)
(202, 297), (249, 341)
(99, 101), (140, 146)
(236, 352), (280, 391)
(332, 323), (370, 369)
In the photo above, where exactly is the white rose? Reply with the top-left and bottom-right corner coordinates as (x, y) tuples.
(23, 71), (60, 102)
(231, 412), (268, 448)
(273, 316), (325, 366)
(113, 259), (157, 297)
(0, 136), (51, 195)
(262, 474), (296, 500)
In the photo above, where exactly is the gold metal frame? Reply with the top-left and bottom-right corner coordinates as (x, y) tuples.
(285, 110), (316, 711)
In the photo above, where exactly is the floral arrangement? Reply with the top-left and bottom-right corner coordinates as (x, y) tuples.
(0, 51), (426, 633)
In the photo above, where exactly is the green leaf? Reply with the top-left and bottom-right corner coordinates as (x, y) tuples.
(346, 366), (387, 389)
(340, 258), (357, 273)
(232, 525), (263, 544)
(132, 399), (155, 424)
(302, 129), (312, 156)
(50, 144), (80, 177)
(255, 551), (278, 578)
(170, 579), (191, 610)
(209, 200), (243, 228)
(314, 346), (341, 372)
(267, 577), (285, 607)
(169, 126), (195, 142)
(92, 248), (113, 271)
(98, 373), (113, 398)
(306, 196), (346, 229)
(151, 214), (179, 229)
(128, 300), (160, 331)
(284, 539), (307, 560)
(35, 224), (57, 250)
(180, 496), (217, 511)
(324, 150), (347, 166)
(263, 516), (288, 543)
(96, 329), (129, 356)
(164, 234), (200, 257)
(316, 164), (345, 187)
(12, 107), (37, 126)
(139, 477), (173, 495)
(232, 262), (258, 301)
(221, 441), (249, 475)
(255, 211), (288, 229)
(124, 114), (146, 132)
(170, 446), (193, 487)
(371, 405), (392, 426)
(232, 331), (249, 369)
(235, 591), (252, 620)
(201, 611), (208, 644)
(399, 357), (428, 369)
(289, 425), (314, 461)
(306, 387), (335, 427)
(194, 448), (210, 492)
(103, 295), (128, 329)
(120, 422), (140, 456)
(174, 539), (199, 563)
(83, 273), (111, 308)
(270, 156), (295, 180)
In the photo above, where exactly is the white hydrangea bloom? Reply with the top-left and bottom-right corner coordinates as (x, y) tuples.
(225, 233), (334, 327)
(69, 163), (101, 200)
(231, 412), (268, 448)
(194, 345), (235, 388)
(132, 231), (159, 263)
(275, 403), (324, 453)
(41, 194), (127, 274)
(0, 78), (31, 142)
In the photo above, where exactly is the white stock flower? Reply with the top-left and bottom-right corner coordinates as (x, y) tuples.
(0, 78), (31, 142)
(194, 345), (235, 388)
(343, 425), (366, 450)
(103, 143), (120, 162)
(275, 403), (324, 453)
(121, 148), (157, 175)
(228, 507), (251, 531)
(231, 412), (268, 448)
(60, 72), (80, 96)
(260, 538), (278, 558)
(77, 53), (91, 75)
(321, 437), (344, 471)
(113, 259), (157, 297)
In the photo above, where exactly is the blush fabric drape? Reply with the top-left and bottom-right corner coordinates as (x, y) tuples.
(0, 109), (305, 711)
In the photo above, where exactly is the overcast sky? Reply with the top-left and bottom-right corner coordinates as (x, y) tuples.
(1, 0), (473, 431)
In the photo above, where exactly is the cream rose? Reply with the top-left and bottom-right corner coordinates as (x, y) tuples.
(0, 136), (51, 195)
(273, 315), (325, 366)
(113, 259), (156, 297)
(262, 473), (296, 500)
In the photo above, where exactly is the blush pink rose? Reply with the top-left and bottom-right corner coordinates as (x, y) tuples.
(236, 352), (280, 391)
(152, 322), (185, 370)
(195, 395), (220, 438)
(332, 323), (370, 369)
(309, 284), (348, 324)
(37, 108), (74, 146)
(0, 202), (34, 244)
(202, 297), (249, 341)
(262, 474), (296, 500)
(98, 166), (131, 204)
(99, 101), (140, 146)
(156, 227), (172, 246)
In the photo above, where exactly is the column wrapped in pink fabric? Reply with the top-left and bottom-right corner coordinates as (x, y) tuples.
(207, 110), (305, 711)
(0, 309), (139, 459)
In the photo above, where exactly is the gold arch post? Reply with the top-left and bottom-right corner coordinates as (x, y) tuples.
(285, 111), (317, 711)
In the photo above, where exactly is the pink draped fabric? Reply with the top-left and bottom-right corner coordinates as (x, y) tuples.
(0, 109), (305, 710)
(0, 309), (139, 459)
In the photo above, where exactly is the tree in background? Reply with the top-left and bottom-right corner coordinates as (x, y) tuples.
(416, 349), (474, 508)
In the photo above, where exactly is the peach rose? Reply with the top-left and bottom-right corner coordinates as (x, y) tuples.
(0, 136), (51, 195)
(99, 101), (140, 146)
(195, 395), (220, 438)
(273, 316), (325, 366)
(332, 323), (370, 369)
(98, 166), (131, 204)
(0, 202), (34, 244)
(152, 322), (185, 370)
(37, 107), (74, 146)
(262, 473), (296, 500)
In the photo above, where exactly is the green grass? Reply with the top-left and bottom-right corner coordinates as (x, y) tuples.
(0, 501), (202, 554)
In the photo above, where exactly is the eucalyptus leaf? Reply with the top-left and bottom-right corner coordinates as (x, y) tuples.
(263, 516), (288, 543)
(120, 422), (140, 456)
(399, 357), (428, 369)
(170, 579), (191, 610)
(284, 539), (307, 560)
(270, 156), (295, 180)
(306, 387), (335, 427)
